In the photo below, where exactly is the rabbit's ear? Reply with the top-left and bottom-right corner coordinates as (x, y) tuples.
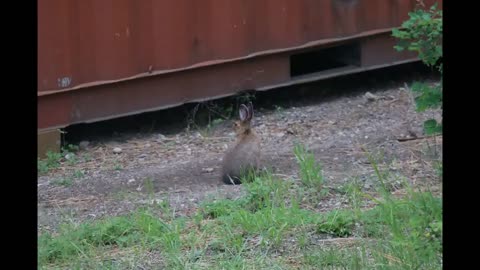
(247, 102), (254, 120)
(239, 104), (248, 121)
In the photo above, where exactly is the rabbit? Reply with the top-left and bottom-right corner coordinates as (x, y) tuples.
(221, 102), (261, 185)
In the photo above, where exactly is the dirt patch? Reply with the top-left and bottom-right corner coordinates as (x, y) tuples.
(38, 77), (442, 232)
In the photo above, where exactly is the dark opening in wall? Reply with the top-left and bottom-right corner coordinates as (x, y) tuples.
(290, 42), (361, 77)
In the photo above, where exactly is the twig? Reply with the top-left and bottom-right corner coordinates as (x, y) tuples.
(317, 237), (365, 247)
(396, 135), (441, 142)
(199, 136), (231, 140)
(386, 98), (399, 106)
(271, 173), (295, 178)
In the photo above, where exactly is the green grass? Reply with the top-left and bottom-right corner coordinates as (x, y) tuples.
(73, 170), (84, 178)
(51, 177), (73, 187)
(293, 143), (327, 193)
(38, 144), (442, 269)
(38, 151), (63, 174)
(302, 247), (366, 269)
(38, 144), (82, 175)
(38, 209), (181, 267)
(316, 209), (356, 237)
(113, 162), (123, 171)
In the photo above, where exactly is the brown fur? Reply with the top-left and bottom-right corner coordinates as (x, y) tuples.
(221, 103), (261, 184)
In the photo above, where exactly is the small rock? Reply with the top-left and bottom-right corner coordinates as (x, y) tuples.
(407, 129), (417, 138)
(37, 181), (50, 187)
(202, 168), (214, 173)
(145, 144), (151, 148)
(65, 153), (75, 160)
(136, 186), (142, 191)
(139, 153), (147, 158)
(113, 147), (122, 154)
(275, 132), (285, 138)
(158, 134), (166, 140)
(365, 91), (380, 101)
(79, 141), (90, 150)
(128, 178), (136, 183)
(364, 182), (373, 189)
(149, 199), (162, 205)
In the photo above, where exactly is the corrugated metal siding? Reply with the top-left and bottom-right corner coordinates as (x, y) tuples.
(38, 0), (440, 94)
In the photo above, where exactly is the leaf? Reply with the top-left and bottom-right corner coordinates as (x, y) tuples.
(422, 13), (431, 21)
(424, 119), (442, 135)
(411, 83), (442, 112)
(394, 45), (405, 52)
(391, 28), (401, 37)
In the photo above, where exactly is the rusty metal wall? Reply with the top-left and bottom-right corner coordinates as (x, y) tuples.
(38, 0), (441, 130)
(38, 0), (440, 93)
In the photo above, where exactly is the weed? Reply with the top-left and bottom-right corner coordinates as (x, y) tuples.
(200, 171), (292, 218)
(51, 177), (73, 187)
(186, 101), (231, 136)
(236, 92), (256, 105)
(63, 144), (80, 153)
(317, 210), (355, 237)
(200, 199), (244, 219)
(38, 144), (82, 175)
(113, 162), (123, 171)
(302, 247), (365, 269)
(144, 178), (155, 196)
(341, 177), (365, 211)
(83, 153), (93, 162)
(73, 170), (84, 179)
(38, 151), (62, 174)
(293, 143), (326, 194)
(434, 161), (442, 180)
(296, 229), (309, 249)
